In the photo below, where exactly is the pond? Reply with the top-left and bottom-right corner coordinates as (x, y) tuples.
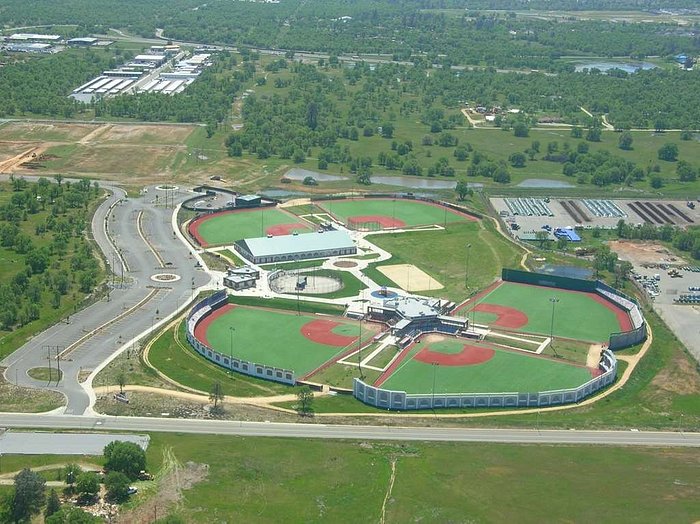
(517, 178), (576, 189)
(283, 168), (482, 190)
(573, 61), (656, 74)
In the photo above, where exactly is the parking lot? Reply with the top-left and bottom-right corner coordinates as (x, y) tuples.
(490, 198), (700, 241)
(612, 241), (700, 363)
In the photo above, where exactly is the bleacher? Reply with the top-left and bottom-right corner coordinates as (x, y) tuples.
(596, 286), (644, 329)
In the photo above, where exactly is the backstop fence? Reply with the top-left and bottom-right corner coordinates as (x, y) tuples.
(501, 268), (646, 350)
(353, 349), (618, 410)
(185, 290), (296, 385)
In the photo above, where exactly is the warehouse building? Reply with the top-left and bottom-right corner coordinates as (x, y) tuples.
(234, 230), (357, 264)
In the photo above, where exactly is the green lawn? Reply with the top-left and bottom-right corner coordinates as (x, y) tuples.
(381, 339), (592, 394)
(204, 306), (375, 375)
(363, 221), (523, 302)
(140, 433), (700, 523)
(191, 207), (312, 246)
(319, 198), (473, 227)
(470, 281), (624, 342)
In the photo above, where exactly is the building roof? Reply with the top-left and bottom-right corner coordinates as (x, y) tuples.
(134, 54), (166, 61)
(237, 194), (261, 202)
(376, 295), (441, 319)
(67, 37), (98, 44)
(240, 230), (354, 258)
(8, 33), (61, 41)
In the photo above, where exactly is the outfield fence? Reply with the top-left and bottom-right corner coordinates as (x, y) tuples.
(353, 349), (617, 410)
(185, 290), (296, 385)
(501, 268), (646, 350)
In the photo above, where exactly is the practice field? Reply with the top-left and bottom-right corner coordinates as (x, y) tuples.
(378, 264), (443, 291)
(459, 281), (631, 342)
(195, 305), (377, 375)
(319, 198), (476, 229)
(379, 335), (594, 394)
(189, 207), (313, 247)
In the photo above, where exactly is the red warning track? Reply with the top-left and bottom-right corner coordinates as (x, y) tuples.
(473, 303), (528, 329)
(414, 344), (495, 366)
(349, 215), (407, 228)
(193, 303), (235, 346)
(265, 223), (308, 236)
(300, 319), (357, 347)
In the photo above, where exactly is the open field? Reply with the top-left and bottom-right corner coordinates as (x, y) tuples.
(320, 198), (474, 228)
(138, 433), (700, 523)
(0, 367), (65, 413)
(198, 304), (379, 376)
(380, 335), (594, 394)
(189, 207), (312, 247)
(364, 221), (523, 302)
(0, 122), (97, 142)
(463, 281), (629, 342)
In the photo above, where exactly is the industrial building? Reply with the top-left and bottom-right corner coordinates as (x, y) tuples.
(223, 266), (260, 291)
(234, 230), (357, 265)
(67, 37), (98, 46)
(7, 33), (61, 42)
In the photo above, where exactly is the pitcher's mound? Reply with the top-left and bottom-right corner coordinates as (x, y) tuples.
(378, 264), (443, 292)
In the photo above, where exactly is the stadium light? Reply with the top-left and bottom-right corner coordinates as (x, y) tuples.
(229, 326), (236, 362)
(465, 243), (472, 289)
(549, 297), (560, 357)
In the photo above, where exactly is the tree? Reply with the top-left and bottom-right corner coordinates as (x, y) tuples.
(586, 127), (602, 142)
(557, 236), (569, 251)
(570, 126), (583, 139)
(46, 506), (102, 523)
(64, 464), (81, 492)
(657, 143), (678, 162)
(296, 386), (314, 417)
(104, 441), (147, 480)
(513, 122), (529, 138)
(75, 472), (100, 503)
(11, 469), (45, 522)
(534, 230), (549, 247)
(302, 176), (318, 186)
(380, 122), (394, 138)
(676, 161), (697, 182)
(105, 471), (131, 504)
(117, 371), (126, 394)
(45, 489), (61, 518)
(508, 152), (526, 168)
(455, 180), (472, 201)
(615, 261), (634, 287)
(618, 132), (633, 150)
(209, 381), (224, 412)
(650, 175), (664, 189)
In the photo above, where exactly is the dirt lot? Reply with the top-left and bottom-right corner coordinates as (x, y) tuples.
(98, 124), (195, 145)
(378, 263), (443, 292)
(609, 240), (687, 266)
(0, 122), (98, 142)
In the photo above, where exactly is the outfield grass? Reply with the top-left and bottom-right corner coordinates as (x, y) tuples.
(141, 433), (700, 523)
(205, 306), (376, 375)
(364, 221), (523, 302)
(193, 207), (312, 246)
(471, 281), (624, 341)
(319, 198), (472, 227)
(147, 322), (293, 397)
(381, 339), (592, 394)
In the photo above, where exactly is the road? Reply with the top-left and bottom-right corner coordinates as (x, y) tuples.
(1, 415), (698, 446)
(1, 180), (213, 415)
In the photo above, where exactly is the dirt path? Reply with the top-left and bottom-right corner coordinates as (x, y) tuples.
(0, 146), (43, 173)
(79, 124), (112, 144)
(460, 108), (482, 127)
(586, 344), (604, 368)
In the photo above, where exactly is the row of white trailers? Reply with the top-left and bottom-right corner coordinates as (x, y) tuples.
(138, 78), (192, 95)
(72, 76), (135, 96)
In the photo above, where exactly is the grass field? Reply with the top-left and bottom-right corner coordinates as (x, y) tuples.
(468, 281), (626, 342)
(364, 221), (523, 302)
(202, 305), (377, 375)
(190, 207), (312, 246)
(381, 337), (593, 394)
(319, 198), (473, 227)
(139, 433), (699, 523)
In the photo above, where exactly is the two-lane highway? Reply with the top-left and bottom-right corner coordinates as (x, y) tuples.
(1, 414), (698, 447)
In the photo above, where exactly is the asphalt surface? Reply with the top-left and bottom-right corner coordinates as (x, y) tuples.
(1, 415), (698, 447)
(0, 430), (149, 454)
(1, 182), (213, 415)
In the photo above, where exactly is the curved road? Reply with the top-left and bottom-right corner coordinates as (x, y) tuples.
(1, 182), (213, 415)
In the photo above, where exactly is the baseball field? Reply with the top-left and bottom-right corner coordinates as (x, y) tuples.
(195, 304), (378, 376)
(189, 207), (312, 246)
(459, 281), (631, 342)
(378, 335), (594, 394)
(319, 198), (476, 228)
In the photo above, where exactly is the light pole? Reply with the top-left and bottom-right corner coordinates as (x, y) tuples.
(432, 362), (438, 410)
(465, 243), (472, 289)
(549, 297), (560, 357)
(357, 315), (364, 380)
(229, 326), (235, 365)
